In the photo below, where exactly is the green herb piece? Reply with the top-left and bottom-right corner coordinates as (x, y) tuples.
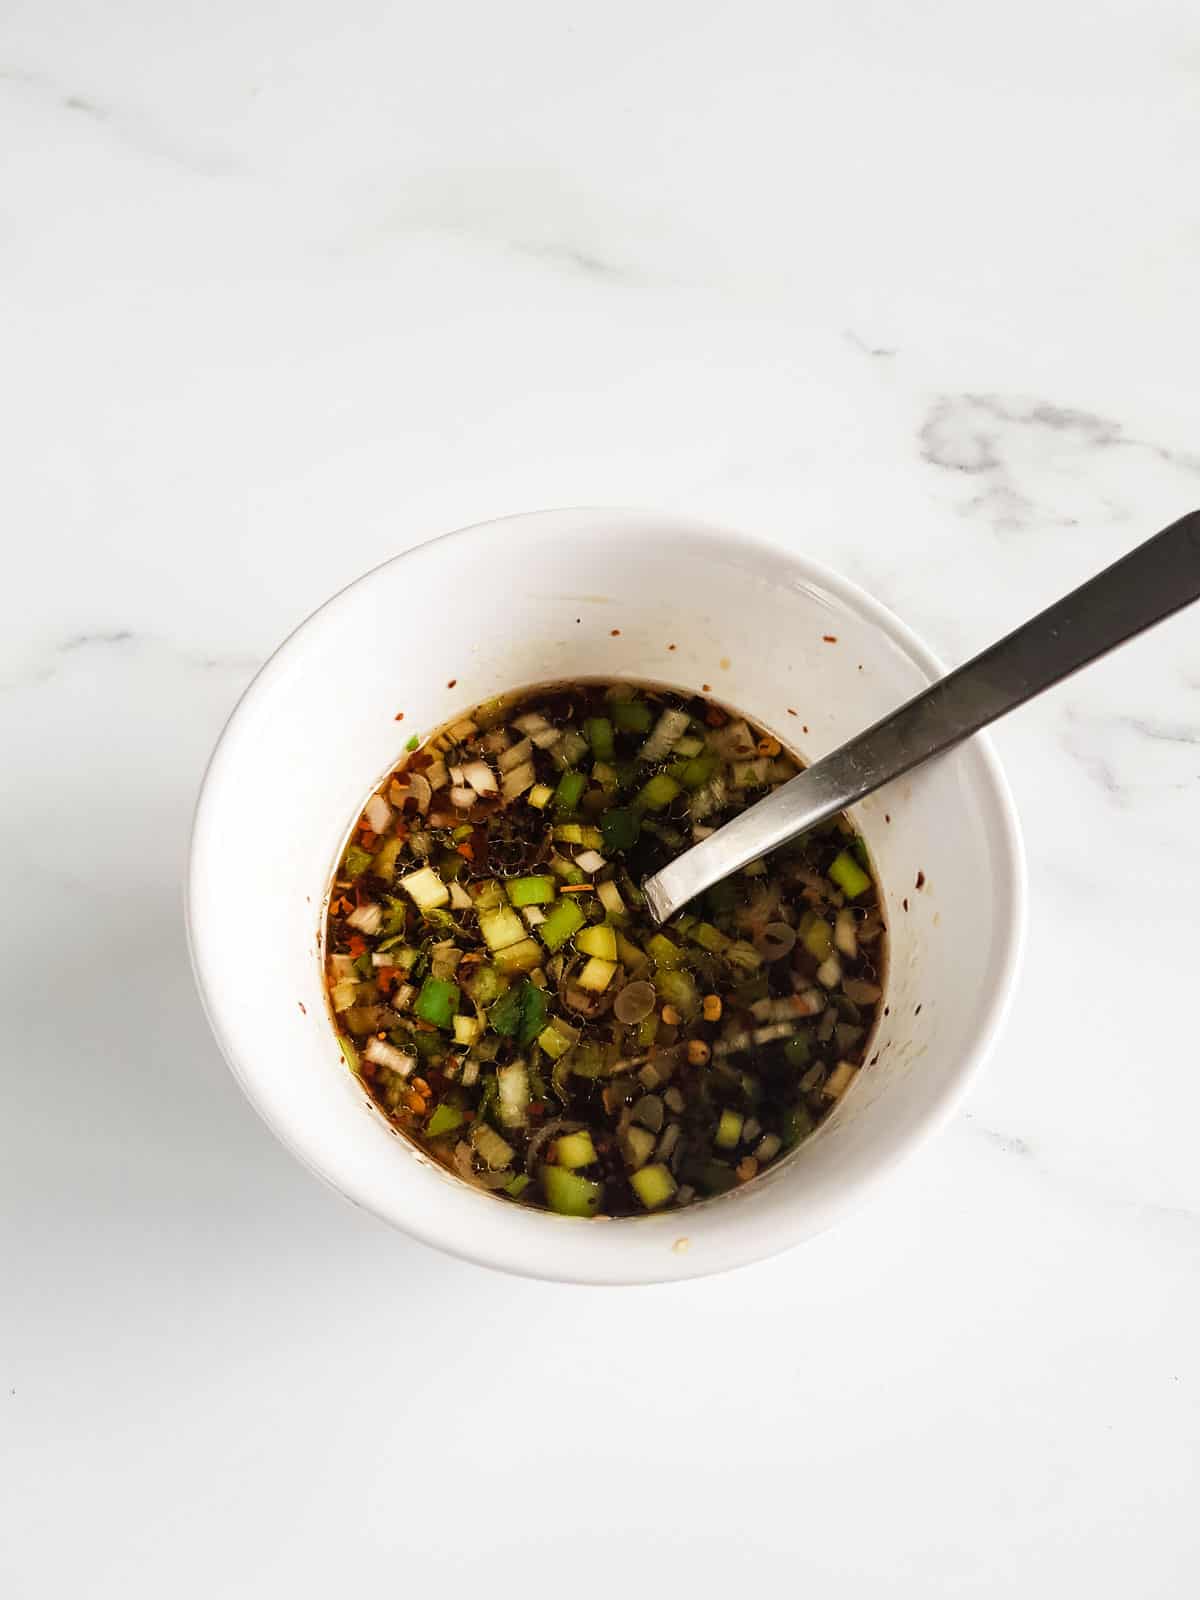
(600, 807), (640, 853)
(413, 977), (459, 1028)
(343, 844), (373, 879)
(426, 1103), (464, 1138)
(537, 897), (586, 952)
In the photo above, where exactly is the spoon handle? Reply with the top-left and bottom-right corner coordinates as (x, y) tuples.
(644, 509), (1200, 922)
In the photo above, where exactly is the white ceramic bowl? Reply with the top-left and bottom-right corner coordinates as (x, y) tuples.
(188, 508), (1025, 1284)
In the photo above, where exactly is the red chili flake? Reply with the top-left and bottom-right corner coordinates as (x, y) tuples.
(529, 1102), (545, 1117)
(394, 711), (405, 721)
(347, 935), (367, 957)
(298, 1001), (307, 1014)
(408, 750), (432, 771)
(705, 706), (726, 727)
(822, 634), (838, 643)
(667, 643), (677, 651)
(447, 678), (457, 688)
(902, 897), (909, 912)
(456, 842), (474, 860)
(701, 683), (712, 692)
(786, 707), (798, 716)
(916, 871), (926, 889)
(610, 629), (621, 637)
(462, 1109), (475, 1122)
(803, 725), (809, 733)
(360, 1059), (376, 1078)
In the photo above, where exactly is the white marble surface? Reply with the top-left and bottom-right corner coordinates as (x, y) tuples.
(3, 3), (1199, 1593)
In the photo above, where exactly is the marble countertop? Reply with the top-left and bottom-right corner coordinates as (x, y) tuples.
(3, 4), (1198, 1594)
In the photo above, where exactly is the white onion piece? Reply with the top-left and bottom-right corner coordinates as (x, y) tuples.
(364, 1036), (415, 1076)
(613, 980), (657, 1025)
(816, 955), (842, 989)
(834, 907), (858, 959)
(755, 921), (797, 960)
(448, 764), (465, 786)
(843, 977), (883, 1005)
(346, 902), (383, 934)
(448, 786), (476, 809)
(752, 1021), (795, 1045)
(408, 773), (432, 814)
(365, 793), (393, 834)
(575, 849), (606, 873)
(425, 760), (448, 792)
(498, 736), (533, 773)
(462, 760), (497, 795)
(501, 761), (536, 800)
(449, 880), (474, 910)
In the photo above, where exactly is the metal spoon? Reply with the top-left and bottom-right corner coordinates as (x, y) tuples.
(643, 509), (1200, 923)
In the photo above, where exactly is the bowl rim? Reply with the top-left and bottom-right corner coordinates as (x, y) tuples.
(187, 506), (1027, 1282)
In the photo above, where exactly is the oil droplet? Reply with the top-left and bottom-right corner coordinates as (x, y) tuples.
(719, 657), (731, 670)
(672, 1237), (690, 1254)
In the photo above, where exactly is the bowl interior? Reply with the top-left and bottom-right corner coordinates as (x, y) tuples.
(189, 508), (1023, 1283)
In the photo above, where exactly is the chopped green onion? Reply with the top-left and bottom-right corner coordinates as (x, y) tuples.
(783, 1031), (812, 1068)
(504, 1173), (531, 1198)
(596, 879), (627, 919)
(506, 875), (557, 907)
(630, 1163), (677, 1210)
(576, 924), (617, 961)
(537, 897), (586, 952)
(620, 1125), (656, 1169)
(478, 905), (527, 952)
(577, 956), (617, 992)
(634, 773), (681, 811)
(667, 752), (720, 790)
(398, 865), (449, 912)
(554, 1130), (598, 1168)
(494, 938), (543, 974)
(528, 783), (554, 809)
(405, 734), (419, 751)
(829, 849), (872, 899)
(645, 932), (684, 969)
(585, 717), (615, 762)
(453, 1014), (481, 1046)
(537, 1017), (581, 1060)
(542, 1166), (602, 1217)
(553, 770), (587, 814)
(612, 698), (653, 733)
(801, 916), (834, 962)
(714, 1109), (743, 1149)
(687, 920), (730, 953)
